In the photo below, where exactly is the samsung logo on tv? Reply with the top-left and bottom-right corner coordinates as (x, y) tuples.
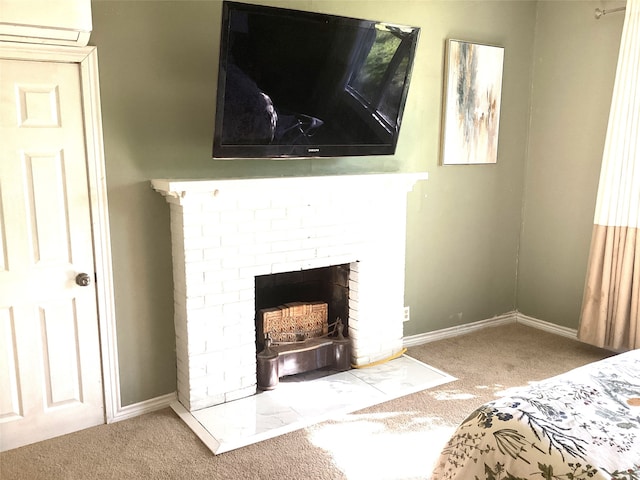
(308, 148), (320, 153)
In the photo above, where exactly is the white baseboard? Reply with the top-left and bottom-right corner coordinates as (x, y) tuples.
(116, 313), (576, 422)
(514, 312), (578, 339)
(403, 311), (517, 348)
(109, 391), (177, 423)
(403, 311), (578, 348)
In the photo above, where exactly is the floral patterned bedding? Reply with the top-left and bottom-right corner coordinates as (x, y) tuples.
(431, 349), (640, 480)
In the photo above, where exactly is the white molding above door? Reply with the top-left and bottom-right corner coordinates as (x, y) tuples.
(0, 42), (120, 424)
(0, 0), (92, 46)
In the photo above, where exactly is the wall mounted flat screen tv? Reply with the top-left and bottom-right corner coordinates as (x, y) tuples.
(212, 1), (420, 158)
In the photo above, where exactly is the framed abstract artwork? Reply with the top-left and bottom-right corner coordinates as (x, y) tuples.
(441, 39), (505, 165)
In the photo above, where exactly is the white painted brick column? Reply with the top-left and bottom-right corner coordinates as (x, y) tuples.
(152, 173), (427, 411)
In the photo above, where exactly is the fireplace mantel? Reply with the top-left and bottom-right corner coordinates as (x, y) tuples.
(152, 172), (427, 411)
(152, 172), (428, 203)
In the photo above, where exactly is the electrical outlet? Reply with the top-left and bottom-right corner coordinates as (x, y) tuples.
(403, 306), (410, 322)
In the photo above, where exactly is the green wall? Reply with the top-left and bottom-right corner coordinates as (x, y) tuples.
(402, 1), (535, 334)
(89, 0), (621, 406)
(516, 1), (624, 328)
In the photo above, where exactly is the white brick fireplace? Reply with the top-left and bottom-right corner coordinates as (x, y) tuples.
(152, 173), (427, 412)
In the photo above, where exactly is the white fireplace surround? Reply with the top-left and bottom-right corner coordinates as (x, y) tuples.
(152, 173), (427, 411)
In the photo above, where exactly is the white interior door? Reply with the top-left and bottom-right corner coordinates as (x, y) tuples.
(0, 57), (105, 451)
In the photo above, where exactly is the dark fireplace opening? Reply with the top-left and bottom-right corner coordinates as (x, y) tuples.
(254, 264), (351, 389)
(254, 264), (350, 351)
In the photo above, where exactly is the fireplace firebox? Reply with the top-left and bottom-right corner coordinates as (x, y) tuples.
(254, 264), (352, 388)
(254, 265), (349, 349)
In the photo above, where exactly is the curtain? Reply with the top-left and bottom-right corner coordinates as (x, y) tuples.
(578, 0), (640, 351)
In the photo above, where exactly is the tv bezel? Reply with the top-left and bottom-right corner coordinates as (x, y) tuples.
(212, 1), (420, 159)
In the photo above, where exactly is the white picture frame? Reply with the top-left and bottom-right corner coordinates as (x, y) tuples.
(441, 39), (505, 165)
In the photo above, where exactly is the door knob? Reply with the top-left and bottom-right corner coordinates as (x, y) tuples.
(75, 273), (91, 287)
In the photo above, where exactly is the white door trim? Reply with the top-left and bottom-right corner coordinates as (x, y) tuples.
(0, 42), (120, 423)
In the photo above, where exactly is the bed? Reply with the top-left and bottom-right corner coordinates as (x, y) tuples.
(431, 349), (640, 480)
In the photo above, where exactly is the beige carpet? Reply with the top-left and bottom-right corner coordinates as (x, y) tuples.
(0, 323), (612, 480)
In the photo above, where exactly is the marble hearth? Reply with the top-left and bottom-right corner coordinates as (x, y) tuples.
(152, 173), (427, 412)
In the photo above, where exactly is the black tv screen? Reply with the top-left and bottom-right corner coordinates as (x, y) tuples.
(212, 1), (420, 158)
